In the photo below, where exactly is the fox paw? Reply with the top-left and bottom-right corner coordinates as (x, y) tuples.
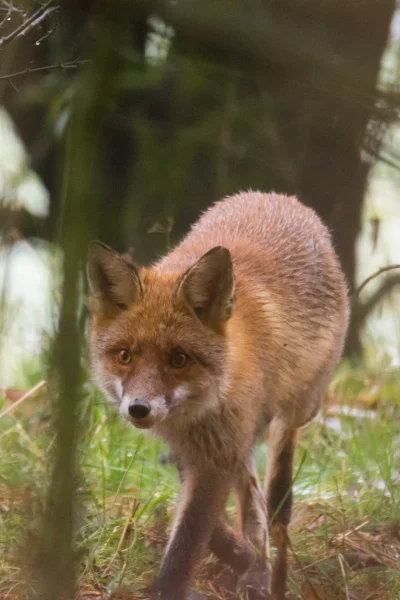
(237, 561), (271, 599)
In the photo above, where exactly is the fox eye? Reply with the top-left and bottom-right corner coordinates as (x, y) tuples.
(170, 350), (188, 369)
(118, 349), (132, 365)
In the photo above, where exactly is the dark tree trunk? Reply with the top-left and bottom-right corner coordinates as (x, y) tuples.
(284, 1), (396, 356)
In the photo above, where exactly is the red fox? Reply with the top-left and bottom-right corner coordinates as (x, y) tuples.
(87, 191), (349, 600)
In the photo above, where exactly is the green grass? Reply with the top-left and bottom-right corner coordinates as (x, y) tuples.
(1, 364), (400, 600)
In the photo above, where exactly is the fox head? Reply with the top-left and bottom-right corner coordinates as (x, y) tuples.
(86, 242), (235, 431)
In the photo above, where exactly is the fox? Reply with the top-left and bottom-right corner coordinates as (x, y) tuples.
(87, 191), (349, 600)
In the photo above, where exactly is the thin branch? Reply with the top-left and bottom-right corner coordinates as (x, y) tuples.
(34, 15), (57, 46)
(0, 0), (55, 46)
(354, 264), (400, 298)
(0, 59), (90, 81)
(356, 273), (400, 326)
(0, 3), (11, 28)
(18, 5), (58, 41)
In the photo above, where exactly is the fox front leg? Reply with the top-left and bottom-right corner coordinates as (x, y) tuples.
(151, 469), (232, 600)
(235, 454), (271, 599)
(172, 453), (258, 579)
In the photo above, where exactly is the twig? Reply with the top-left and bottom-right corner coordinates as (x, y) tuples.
(19, 5), (57, 41)
(0, 59), (90, 81)
(148, 217), (174, 250)
(34, 15), (56, 46)
(337, 553), (350, 600)
(0, 380), (46, 418)
(343, 520), (370, 536)
(356, 273), (400, 325)
(354, 264), (400, 298)
(0, 0), (55, 46)
(0, 2), (11, 28)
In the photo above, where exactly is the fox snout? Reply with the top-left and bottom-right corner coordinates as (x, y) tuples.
(128, 399), (151, 420)
(127, 397), (154, 430)
(120, 394), (169, 429)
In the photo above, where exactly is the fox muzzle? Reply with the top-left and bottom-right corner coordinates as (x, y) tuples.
(128, 399), (151, 419)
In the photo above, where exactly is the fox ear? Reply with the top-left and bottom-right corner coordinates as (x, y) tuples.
(87, 241), (142, 316)
(178, 246), (235, 329)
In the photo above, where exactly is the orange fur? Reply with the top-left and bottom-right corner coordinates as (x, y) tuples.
(87, 191), (349, 600)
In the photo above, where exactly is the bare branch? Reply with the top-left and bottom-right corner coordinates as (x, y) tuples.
(0, 59), (90, 81)
(0, 3), (12, 28)
(351, 266), (400, 330)
(356, 273), (400, 326)
(355, 264), (400, 298)
(18, 5), (57, 40)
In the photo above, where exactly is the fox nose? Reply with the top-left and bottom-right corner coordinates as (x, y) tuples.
(128, 399), (151, 419)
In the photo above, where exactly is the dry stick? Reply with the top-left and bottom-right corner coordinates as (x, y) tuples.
(0, 380), (46, 419)
(337, 553), (350, 600)
(354, 264), (400, 299)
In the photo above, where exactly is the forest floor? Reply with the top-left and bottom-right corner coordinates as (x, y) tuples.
(1, 362), (400, 600)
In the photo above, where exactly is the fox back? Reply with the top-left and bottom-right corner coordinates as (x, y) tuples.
(88, 191), (348, 453)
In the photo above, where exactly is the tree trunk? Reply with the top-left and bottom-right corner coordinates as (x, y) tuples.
(284, 1), (395, 356)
